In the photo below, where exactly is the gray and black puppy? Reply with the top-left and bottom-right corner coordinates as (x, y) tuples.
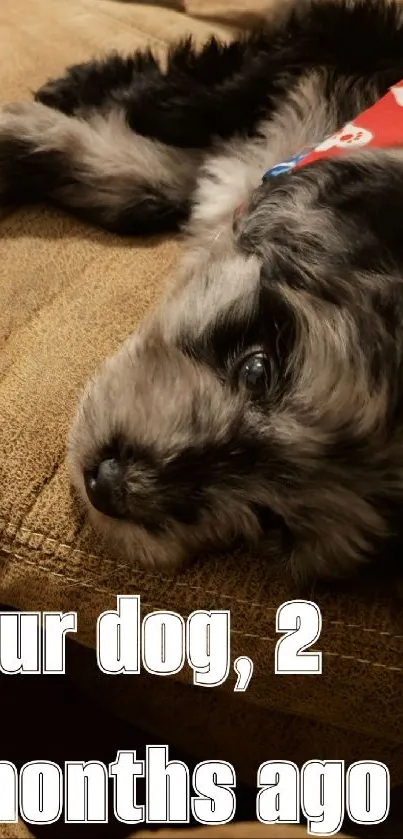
(2, 0), (403, 578)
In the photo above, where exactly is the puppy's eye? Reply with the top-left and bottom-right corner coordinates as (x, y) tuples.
(237, 351), (269, 395)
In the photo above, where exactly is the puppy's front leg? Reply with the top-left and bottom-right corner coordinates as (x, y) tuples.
(0, 101), (201, 234)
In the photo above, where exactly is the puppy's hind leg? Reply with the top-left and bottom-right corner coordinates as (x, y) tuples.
(0, 102), (201, 234)
(34, 51), (161, 116)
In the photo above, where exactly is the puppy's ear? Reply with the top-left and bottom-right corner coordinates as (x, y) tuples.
(233, 174), (293, 252)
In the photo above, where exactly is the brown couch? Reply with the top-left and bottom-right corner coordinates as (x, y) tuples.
(0, 3), (403, 836)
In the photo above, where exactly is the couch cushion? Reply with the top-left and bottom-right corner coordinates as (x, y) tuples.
(1, 0), (403, 775)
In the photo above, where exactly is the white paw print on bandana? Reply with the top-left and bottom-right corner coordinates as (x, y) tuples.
(390, 85), (403, 106)
(314, 122), (373, 153)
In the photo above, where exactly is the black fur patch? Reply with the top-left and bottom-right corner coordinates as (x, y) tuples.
(177, 286), (295, 389)
(34, 51), (161, 115)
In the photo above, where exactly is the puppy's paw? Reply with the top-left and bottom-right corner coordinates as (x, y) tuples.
(0, 101), (68, 204)
(0, 100), (42, 122)
(0, 101), (60, 142)
(0, 104), (29, 202)
(34, 75), (79, 115)
(2, 98), (69, 125)
(1, 100), (33, 120)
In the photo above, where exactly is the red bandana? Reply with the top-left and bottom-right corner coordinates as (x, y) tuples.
(262, 80), (403, 180)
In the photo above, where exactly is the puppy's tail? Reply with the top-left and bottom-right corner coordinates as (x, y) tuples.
(0, 102), (201, 234)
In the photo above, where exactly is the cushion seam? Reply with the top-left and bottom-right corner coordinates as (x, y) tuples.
(0, 518), (403, 648)
(79, 0), (233, 47)
(0, 543), (402, 672)
(79, 2), (179, 48)
(0, 543), (154, 606)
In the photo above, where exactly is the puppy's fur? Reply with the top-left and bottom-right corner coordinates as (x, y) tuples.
(3, 0), (403, 577)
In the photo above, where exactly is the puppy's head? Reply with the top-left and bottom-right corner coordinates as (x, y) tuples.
(68, 152), (403, 577)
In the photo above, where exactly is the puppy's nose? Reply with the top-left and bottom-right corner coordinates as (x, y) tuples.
(84, 458), (125, 518)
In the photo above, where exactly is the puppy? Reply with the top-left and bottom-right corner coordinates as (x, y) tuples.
(2, 0), (403, 578)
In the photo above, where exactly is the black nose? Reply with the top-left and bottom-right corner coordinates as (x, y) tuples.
(84, 458), (125, 518)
